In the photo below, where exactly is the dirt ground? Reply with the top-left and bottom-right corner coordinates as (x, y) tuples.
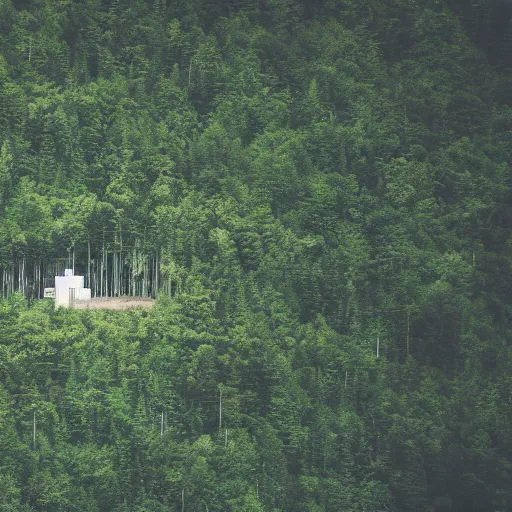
(72, 297), (155, 310)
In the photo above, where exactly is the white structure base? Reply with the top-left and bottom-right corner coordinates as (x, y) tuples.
(54, 269), (91, 309)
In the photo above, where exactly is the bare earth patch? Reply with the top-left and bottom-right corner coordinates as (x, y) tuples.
(72, 297), (155, 310)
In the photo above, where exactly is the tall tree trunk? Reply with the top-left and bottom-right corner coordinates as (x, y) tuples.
(113, 249), (116, 297)
(100, 245), (104, 297)
(155, 250), (159, 295)
(119, 229), (123, 295)
(88, 241), (91, 290)
(142, 254), (146, 297)
(133, 247), (137, 296)
(106, 249), (109, 297)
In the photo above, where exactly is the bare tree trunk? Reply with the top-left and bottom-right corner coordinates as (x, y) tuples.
(112, 251), (115, 297)
(140, 250), (143, 296)
(142, 254), (147, 297)
(134, 247), (137, 296)
(134, 248), (137, 296)
(120, 229), (123, 295)
(88, 241), (91, 290)
(136, 250), (139, 296)
(92, 259), (96, 297)
(155, 251), (159, 295)
(152, 254), (155, 297)
(146, 254), (149, 296)
(118, 249), (120, 296)
(128, 252), (131, 297)
(100, 245), (104, 297)
(106, 249), (109, 297)
(117, 246), (120, 295)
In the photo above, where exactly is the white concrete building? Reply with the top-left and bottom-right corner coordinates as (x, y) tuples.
(53, 269), (91, 308)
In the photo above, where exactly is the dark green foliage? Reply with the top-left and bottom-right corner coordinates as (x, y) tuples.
(0, 0), (511, 511)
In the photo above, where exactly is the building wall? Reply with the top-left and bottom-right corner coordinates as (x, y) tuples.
(55, 275), (85, 308)
(78, 288), (91, 301)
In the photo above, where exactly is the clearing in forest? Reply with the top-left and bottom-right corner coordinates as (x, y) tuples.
(72, 297), (155, 310)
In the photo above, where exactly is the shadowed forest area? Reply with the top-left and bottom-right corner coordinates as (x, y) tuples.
(0, 0), (512, 511)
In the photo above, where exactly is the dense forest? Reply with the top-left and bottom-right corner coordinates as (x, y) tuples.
(1, 0), (512, 510)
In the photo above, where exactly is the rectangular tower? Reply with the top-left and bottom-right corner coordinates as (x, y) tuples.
(54, 270), (89, 308)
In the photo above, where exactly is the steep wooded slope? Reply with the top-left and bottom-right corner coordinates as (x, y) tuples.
(0, 1), (511, 511)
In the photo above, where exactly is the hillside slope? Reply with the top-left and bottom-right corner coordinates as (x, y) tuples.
(0, 1), (511, 511)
